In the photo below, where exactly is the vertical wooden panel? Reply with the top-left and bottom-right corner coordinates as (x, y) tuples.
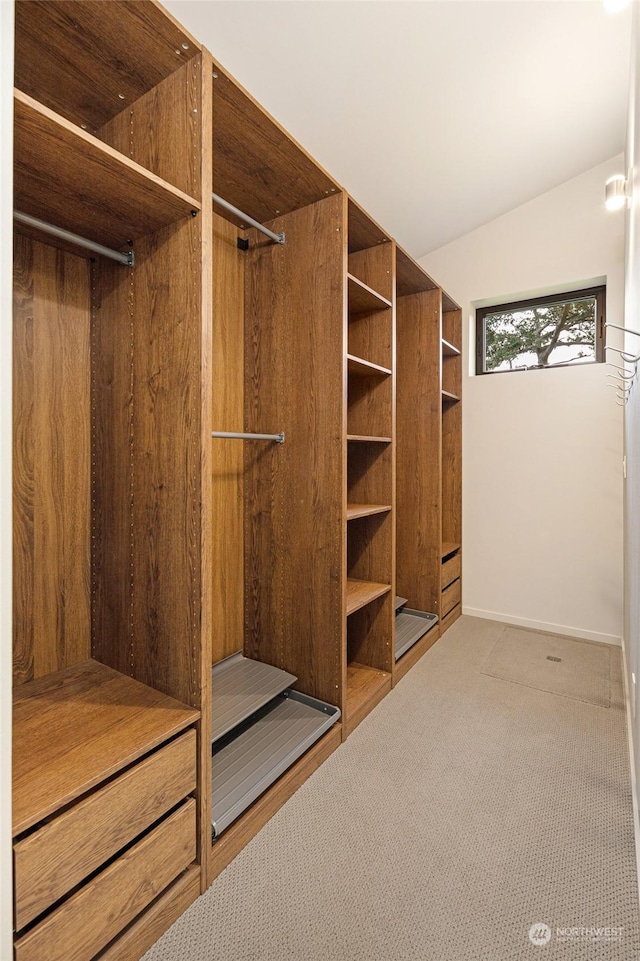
(99, 56), (202, 202)
(348, 246), (393, 302)
(244, 194), (344, 707)
(441, 309), (462, 548)
(211, 214), (245, 664)
(396, 288), (442, 616)
(13, 234), (91, 684)
(91, 258), (135, 677)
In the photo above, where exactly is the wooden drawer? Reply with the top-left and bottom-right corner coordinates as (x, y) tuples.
(14, 729), (196, 930)
(441, 578), (461, 617)
(442, 553), (460, 590)
(15, 798), (196, 961)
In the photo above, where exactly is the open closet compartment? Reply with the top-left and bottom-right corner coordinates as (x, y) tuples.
(441, 295), (463, 633)
(12, 2), (212, 959)
(343, 200), (395, 737)
(209, 62), (343, 878)
(394, 248), (444, 681)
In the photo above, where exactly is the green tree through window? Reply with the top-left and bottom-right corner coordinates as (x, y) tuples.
(476, 286), (605, 374)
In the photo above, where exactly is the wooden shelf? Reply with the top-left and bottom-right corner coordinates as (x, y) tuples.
(441, 389), (460, 404)
(346, 504), (392, 521)
(347, 434), (392, 444)
(442, 543), (461, 559)
(346, 578), (391, 615)
(14, 90), (200, 251)
(442, 339), (461, 356)
(346, 662), (391, 719)
(15, 0), (201, 131)
(348, 273), (392, 315)
(13, 660), (199, 836)
(347, 354), (392, 378)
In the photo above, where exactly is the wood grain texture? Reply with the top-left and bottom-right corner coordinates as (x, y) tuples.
(15, 0), (200, 132)
(348, 309), (393, 371)
(212, 65), (339, 226)
(393, 623), (441, 685)
(347, 442), (393, 505)
(347, 375), (393, 437)
(396, 246), (438, 298)
(347, 197), (391, 253)
(348, 513), (393, 585)
(209, 725), (342, 884)
(14, 799), (196, 961)
(440, 604), (462, 635)
(346, 594), (394, 675)
(348, 246), (393, 302)
(99, 56), (203, 202)
(211, 214), (245, 664)
(13, 234), (91, 686)
(396, 288), (441, 617)
(441, 579), (461, 617)
(347, 273), (392, 314)
(13, 659), (199, 836)
(345, 578), (391, 615)
(346, 504), (391, 520)
(97, 866), (201, 961)
(442, 398), (462, 547)
(344, 661), (391, 738)
(442, 553), (461, 589)
(243, 194), (344, 707)
(14, 91), (199, 251)
(14, 730), (196, 929)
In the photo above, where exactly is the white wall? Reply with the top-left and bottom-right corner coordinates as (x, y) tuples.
(421, 158), (625, 645)
(1, 3), (13, 958)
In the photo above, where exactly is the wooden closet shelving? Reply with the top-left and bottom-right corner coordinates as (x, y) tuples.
(12, 3), (462, 955)
(12, 3), (211, 959)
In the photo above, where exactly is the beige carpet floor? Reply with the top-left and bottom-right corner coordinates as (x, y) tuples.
(143, 616), (640, 961)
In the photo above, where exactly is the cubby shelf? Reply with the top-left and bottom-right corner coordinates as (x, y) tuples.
(14, 90), (200, 250)
(211, 653), (296, 744)
(345, 662), (391, 719)
(441, 389), (460, 404)
(442, 542), (461, 559)
(347, 273), (392, 315)
(442, 338), (461, 356)
(347, 434), (392, 444)
(346, 578), (391, 615)
(346, 504), (392, 521)
(347, 354), (392, 378)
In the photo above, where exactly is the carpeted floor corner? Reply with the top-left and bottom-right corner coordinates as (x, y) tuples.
(142, 616), (640, 961)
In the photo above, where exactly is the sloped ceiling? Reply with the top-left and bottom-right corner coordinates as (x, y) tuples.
(164, 0), (632, 257)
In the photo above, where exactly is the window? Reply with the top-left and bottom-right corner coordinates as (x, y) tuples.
(475, 286), (605, 375)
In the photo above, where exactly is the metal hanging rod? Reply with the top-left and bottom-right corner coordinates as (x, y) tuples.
(212, 193), (285, 245)
(14, 211), (134, 266)
(607, 365), (636, 380)
(605, 322), (640, 337)
(211, 430), (285, 444)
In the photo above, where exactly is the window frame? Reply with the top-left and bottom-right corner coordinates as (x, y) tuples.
(475, 285), (606, 376)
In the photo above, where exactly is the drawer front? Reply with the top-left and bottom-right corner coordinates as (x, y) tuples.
(15, 798), (196, 961)
(441, 578), (461, 616)
(14, 729), (196, 930)
(442, 553), (461, 590)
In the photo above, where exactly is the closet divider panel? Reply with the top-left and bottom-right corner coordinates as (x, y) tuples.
(244, 193), (344, 708)
(211, 213), (245, 664)
(396, 287), (442, 618)
(13, 235), (92, 685)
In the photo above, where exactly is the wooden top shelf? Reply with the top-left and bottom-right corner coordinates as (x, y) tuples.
(346, 504), (392, 521)
(441, 389), (461, 404)
(346, 578), (391, 615)
(347, 435), (392, 444)
(348, 274), (392, 315)
(442, 339), (461, 356)
(15, 0), (201, 132)
(442, 543), (461, 559)
(14, 90), (200, 252)
(13, 659), (199, 836)
(347, 354), (392, 378)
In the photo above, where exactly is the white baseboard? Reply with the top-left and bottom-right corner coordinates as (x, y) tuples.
(619, 638), (640, 918)
(462, 606), (622, 647)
